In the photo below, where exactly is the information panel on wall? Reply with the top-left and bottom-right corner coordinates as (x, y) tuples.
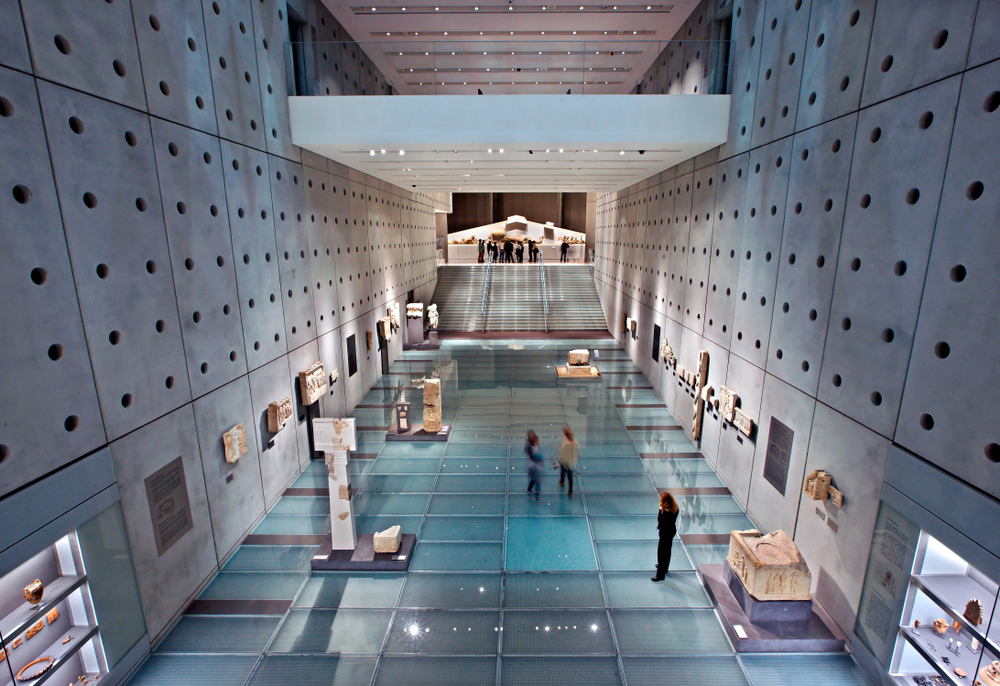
(144, 456), (194, 556)
(855, 502), (920, 666)
(763, 417), (794, 496)
(347, 334), (358, 377)
(652, 324), (661, 362)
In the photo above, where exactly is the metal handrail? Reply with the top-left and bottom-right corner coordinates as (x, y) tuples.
(479, 251), (493, 332)
(539, 253), (549, 333)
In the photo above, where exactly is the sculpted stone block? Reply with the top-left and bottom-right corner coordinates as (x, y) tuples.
(391, 302), (401, 330)
(829, 486), (844, 508)
(565, 364), (594, 376)
(732, 407), (754, 437)
(224, 424), (248, 463)
(804, 470), (832, 500)
(427, 304), (439, 330)
(314, 418), (357, 453)
(661, 341), (676, 365)
(719, 386), (738, 421)
(407, 303), (423, 319)
(267, 397), (293, 433)
(378, 316), (392, 341)
(374, 525), (402, 553)
(330, 368), (339, 384)
(339, 484), (350, 500)
(727, 529), (812, 601)
(299, 361), (328, 405)
(366, 330), (373, 350)
(568, 349), (590, 366)
(423, 378), (442, 433)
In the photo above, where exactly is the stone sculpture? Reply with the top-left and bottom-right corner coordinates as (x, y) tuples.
(804, 470), (832, 500)
(224, 423), (248, 463)
(718, 386), (738, 421)
(661, 340), (676, 365)
(691, 351), (710, 440)
(299, 361), (328, 405)
(392, 302), (401, 330)
(727, 529), (812, 601)
(46, 608), (58, 624)
(829, 486), (844, 508)
(423, 378), (442, 433)
(378, 316), (392, 341)
(267, 397), (293, 433)
(427, 304), (439, 330)
(407, 303), (423, 319)
(330, 368), (339, 384)
(732, 406), (754, 437)
(366, 330), (373, 351)
(374, 525), (402, 553)
(568, 349), (590, 366)
(313, 417), (357, 551)
(979, 660), (1000, 686)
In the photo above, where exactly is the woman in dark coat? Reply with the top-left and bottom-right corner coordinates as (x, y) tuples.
(652, 491), (679, 581)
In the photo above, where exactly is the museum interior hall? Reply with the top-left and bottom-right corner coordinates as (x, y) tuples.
(2, 1), (999, 685)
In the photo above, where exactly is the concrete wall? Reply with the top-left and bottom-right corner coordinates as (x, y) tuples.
(597, 0), (1000, 643)
(0, 0), (438, 653)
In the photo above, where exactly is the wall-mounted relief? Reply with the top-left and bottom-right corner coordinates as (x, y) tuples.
(718, 386), (738, 421)
(377, 316), (392, 341)
(330, 368), (340, 384)
(390, 302), (401, 330)
(661, 340), (676, 365)
(366, 330), (373, 351)
(691, 350), (710, 440)
(732, 407), (755, 437)
(223, 423), (247, 463)
(266, 397), (293, 433)
(424, 378), (442, 433)
(804, 469), (832, 500)
(298, 361), (328, 405)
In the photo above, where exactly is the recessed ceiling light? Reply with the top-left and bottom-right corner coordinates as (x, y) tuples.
(499, 148), (504, 153)
(488, 148), (493, 153)
(399, 150), (405, 155)
(401, 6), (406, 10)
(572, 31), (577, 34)
(370, 150), (375, 155)
(381, 149), (386, 153)
(619, 150), (624, 155)
(435, 5), (439, 9)
(559, 148), (564, 152)
(371, 6), (376, 10)
(444, 31), (448, 34)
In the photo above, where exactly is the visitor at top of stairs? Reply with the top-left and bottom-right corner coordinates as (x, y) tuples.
(504, 241), (514, 263)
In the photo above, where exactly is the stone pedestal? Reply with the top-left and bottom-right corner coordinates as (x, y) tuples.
(724, 562), (813, 623)
(407, 317), (424, 346)
(325, 450), (356, 551)
(423, 378), (442, 433)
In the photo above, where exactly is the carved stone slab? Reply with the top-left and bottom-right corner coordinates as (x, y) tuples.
(829, 486), (844, 508)
(374, 525), (402, 553)
(804, 470), (832, 500)
(568, 349), (590, 366)
(719, 386), (738, 421)
(661, 341), (676, 365)
(314, 418), (357, 453)
(727, 529), (812, 601)
(391, 302), (401, 329)
(407, 302), (423, 319)
(224, 423), (248, 463)
(423, 378), (442, 433)
(378, 316), (392, 341)
(732, 407), (754, 437)
(366, 330), (373, 351)
(299, 361), (328, 405)
(330, 368), (339, 384)
(267, 397), (293, 433)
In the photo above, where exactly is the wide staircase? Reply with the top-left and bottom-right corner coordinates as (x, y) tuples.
(432, 263), (607, 332)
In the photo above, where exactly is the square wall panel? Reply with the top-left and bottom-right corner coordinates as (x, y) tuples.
(21, 0), (146, 109)
(303, 166), (341, 335)
(681, 165), (719, 333)
(220, 141), (287, 370)
(720, 0), (766, 159)
(703, 154), (748, 350)
(861, 0), (976, 108)
(110, 406), (218, 640)
(0, 67), (105, 494)
(969, 0), (1000, 68)
(751, 0), (811, 147)
(819, 77), (960, 438)
(132, 0), (218, 135)
(270, 156), (317, 350)
(714, 352), (764, 507)
(895, 61), (1000, 501)
(201, 0), (266, 150)
(795, 0), (875, 131)
(40, 83), (190, 441)
(317, 328), (348, 419)
(192, 378), (266, 562)
(151, 118), (248, 398)
(730, 138), (792, 370)
(0, 0), (30, 71)
(767, 114), (857, 396)
(252, 0), (299, 161)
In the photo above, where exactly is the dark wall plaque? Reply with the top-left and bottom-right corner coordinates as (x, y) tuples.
(347, 334), (358, 377)
(144, 456), (193, 556)
(763, 417), (794, 496)
(652, 324), (661, 362)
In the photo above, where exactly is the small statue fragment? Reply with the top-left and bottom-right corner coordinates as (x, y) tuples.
(223, 424), (248, 463)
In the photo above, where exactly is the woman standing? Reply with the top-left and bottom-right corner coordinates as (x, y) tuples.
(525, 430), (543, 501)
(557, 426), (579, 498)
(651, 491), (679, 581)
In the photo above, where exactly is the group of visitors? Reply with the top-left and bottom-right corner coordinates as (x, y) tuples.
(524, 427), (679, 582)
(477, 239), (541, 264)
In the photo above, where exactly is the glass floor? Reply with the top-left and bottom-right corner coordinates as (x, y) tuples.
(127, 339), (873, 686)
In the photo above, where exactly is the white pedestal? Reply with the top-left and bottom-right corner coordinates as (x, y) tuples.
(325, 450), (357, 551)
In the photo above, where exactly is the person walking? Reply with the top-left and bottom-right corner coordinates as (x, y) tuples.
(478, 239), (485, 263)
(651, 491), (679, 581)
(557, 426), (579, 497)
(560, 239), (569, 262)
(525, 430), (542, 501)
(504, 240), (514, 264)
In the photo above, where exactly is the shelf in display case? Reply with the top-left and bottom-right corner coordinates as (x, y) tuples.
(911, 574), (998, 653)
(0, 575), (86, 644)
(899, 625), (984, 686)
(2, 623), (98, 686)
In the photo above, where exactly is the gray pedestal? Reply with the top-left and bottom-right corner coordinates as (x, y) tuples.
(407, 317), (424, 346)
(723, 562), (813, 623)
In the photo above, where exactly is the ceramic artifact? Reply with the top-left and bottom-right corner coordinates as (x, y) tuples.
(46, 608), (58, 624)
(26, 620), (44, 639)
(267, 397), (293, 433)
(299, 361), (328, 405)
(726, 529), (812, 601)
(933, 618), (949, 634)
(223, 424), (248, 463)
(423, 378), (442, 433)
(22, 579), (43, 605)
(980, 660), (1000, 686)
(964, 598), (984, 625)
(374, 525), (402, 553)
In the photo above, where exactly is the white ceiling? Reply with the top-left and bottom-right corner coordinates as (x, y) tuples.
(289, 93), (729, 191)
(319, 0), (702, 95)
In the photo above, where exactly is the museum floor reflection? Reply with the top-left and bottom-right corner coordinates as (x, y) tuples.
(127, 339), (873, 686)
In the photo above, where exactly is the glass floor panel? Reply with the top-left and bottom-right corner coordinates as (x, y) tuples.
(127, 338), (873, 686)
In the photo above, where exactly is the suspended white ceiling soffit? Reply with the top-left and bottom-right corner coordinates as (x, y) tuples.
(289, 93), (729, 191)
(318, 0), (703, 94)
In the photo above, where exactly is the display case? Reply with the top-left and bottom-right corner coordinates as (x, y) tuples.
(891, 534), (1000, 686)
(0, 533), (106, 686)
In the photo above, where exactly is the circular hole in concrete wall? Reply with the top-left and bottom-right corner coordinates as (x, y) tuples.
(809, 309), (818, 320)
(30, 267), (47, 285)
(932, 29), (948, 49)
(919, 413), (934, 430)
(870, 391), (882, 406)
(47, 344), (62, 361)
(54, 35), (71, 54)
(64, 415), (78, 432)
(894, 260), (907, 276)
(96, 263), (109, 279)
(200, 362), (209, 374)
(121, 393), (132, 408)
(882, 328), (894, 343)
(841, 317), (851, 330)
(984, 92), (1000, 113)
(949, 264), (966, 282)
(967, 181), (984, 200)
(155, 320), (165, 333)
(985, 444), (1000, 463)
(109, 330), (121, 345)
(801, 361), (810, 372)
(850, 257), (861, 271)
(776, 349), (783, 359)
(113, 60), (126, 77)
(934, 341), (950, 358)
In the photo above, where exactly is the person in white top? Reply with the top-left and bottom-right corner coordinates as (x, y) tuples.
(557, 426), (579, 498)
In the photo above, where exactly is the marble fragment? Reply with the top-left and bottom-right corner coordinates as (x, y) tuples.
(224, 424), (248, 463)
(267, 397), (293, 433)
(727, 529), (812, 601)
(423, 378), (442, 432)
(299, 361), (328, 405)
(568, 349), (590, 366)
(374, 525), (402, 553)
(427, 304), (439, 330)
